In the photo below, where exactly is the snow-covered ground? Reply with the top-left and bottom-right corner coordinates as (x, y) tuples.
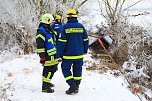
(0, 0), (152, 101)
(0, 54), (143, 101)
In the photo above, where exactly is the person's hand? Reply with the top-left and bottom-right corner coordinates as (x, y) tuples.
(57, 58), (62, 62)
(40, 58), (45, 64)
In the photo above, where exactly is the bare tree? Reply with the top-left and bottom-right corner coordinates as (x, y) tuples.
(0, 0), (58, 54)
(96, 1), (152, 100)
(97, 0), (144, 46)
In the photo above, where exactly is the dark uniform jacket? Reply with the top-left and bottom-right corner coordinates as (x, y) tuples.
(57, 18), (89, 59)
(36, 23), (58, 66)
(52, 21), (62, 40)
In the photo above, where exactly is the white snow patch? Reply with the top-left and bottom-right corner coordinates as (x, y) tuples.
(0, 54), (141, 101)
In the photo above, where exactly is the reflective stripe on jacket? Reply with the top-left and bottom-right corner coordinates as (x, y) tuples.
(56, 18), (89, 59)
(36, 25), (58, 66)
(52, 22), (62, 40)
(38, 26), (57, 56)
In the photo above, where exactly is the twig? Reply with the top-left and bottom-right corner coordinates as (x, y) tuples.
(119, 0), (126, 13)
(97, 0), (108, 20)
(77, 0), (88, 9)
(72, 0), (77, 8)
(123, 0), (143, 11)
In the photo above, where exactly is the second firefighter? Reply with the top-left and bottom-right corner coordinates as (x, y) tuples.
(36, 13), (59, 93)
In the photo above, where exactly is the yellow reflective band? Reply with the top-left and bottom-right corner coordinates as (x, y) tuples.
(42, 72), (52, 83)
(53, 31), (57, 36)
(83, 38), (89, 41)
(37, 48), (45, 53)
(43, 59), (59, 66)
(63, 55), (83, 59)
(65, 28), (84, 34)
(48, 51), (57, 56)
(36, 34), (45, 41)
(65, 76), (73, 81)
(73, 76), (82, 80)
(58, 39), (67, 42)
(48, 38), (53, 43)
(47, 47), (56, 53)
(47, 72), (51, 78)
(55, 24), (59, 25)
(51, 56), (54, 60)
(42, 77), (50, 83)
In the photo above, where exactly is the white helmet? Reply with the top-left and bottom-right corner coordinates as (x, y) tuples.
(41, 13), (54, 24)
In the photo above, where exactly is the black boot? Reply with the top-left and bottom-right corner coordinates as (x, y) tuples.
(42, 88), (54, 93)
(75, 85), (79, 93)
(48, 83), (55, 88)
(42, 86), (54, 93)
(66, 82), (78, 95)
(42, 82), (54, 93)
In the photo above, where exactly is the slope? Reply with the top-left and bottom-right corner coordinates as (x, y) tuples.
(0, 54), (141, 101)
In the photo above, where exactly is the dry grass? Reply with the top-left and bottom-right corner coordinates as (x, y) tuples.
(23, 67), (39, 75)
(7, 72), (13, 77)
(101, 61), (119, 70)
(112, 43), (128, 66)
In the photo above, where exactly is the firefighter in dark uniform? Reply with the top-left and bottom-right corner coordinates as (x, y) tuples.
(57, 9), (89, 95)
(36, 13), (59, 93)
(52, 15), (62, 41)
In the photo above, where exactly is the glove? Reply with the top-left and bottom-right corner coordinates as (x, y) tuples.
(57, 58), (62, 62)
(40, 58), (45, 65)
